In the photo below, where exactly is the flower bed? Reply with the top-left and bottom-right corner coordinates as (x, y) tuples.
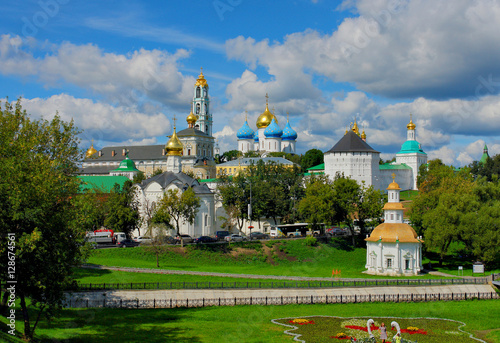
(272, 316), (482, 342)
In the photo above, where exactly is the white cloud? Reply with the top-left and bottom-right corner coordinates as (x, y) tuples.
(18, 94), (171, 149)
(0, 34), (194, 109)
(426, 146), (456, 165)
(225, 0), (500, 100)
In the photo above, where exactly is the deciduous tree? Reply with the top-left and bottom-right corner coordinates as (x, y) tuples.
(151, 187), (200, 247)
(0, 99), (86, 341)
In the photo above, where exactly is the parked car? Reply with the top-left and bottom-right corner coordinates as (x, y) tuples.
(163, 235), (177, 244)
(194, 236), (217, 244)
(225, 234), (246, 242)
(134, 236), (153, 244)
(326, 227), (346, 236)
(215, 230), (230, 241)
(117, 239), (140, 248)
(175, 234), (194, 244)
(249, 232), (269, 240)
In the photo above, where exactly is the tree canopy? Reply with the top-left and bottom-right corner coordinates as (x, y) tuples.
(301, 148), (324, 171)
(151, 187), (200, 246)
(411, 159), (500, 268)
(0, 99), (87, 340)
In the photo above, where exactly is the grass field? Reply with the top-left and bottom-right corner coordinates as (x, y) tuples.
(2, 300), (498, 342)
(84, 239), (498, 284)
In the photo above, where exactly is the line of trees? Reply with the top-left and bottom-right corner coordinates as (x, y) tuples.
(411, 159), (500, 268)
(217, 160), (384, 245)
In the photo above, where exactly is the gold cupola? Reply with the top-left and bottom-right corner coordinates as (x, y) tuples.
(195, 67), (208, 88)
(165, 124), (183, 156)
(186, 110), (198, 128)
(256, 93), (278, 129)
(407, 114), (416, 130)
(361, 129), (366, 140)
(85, 139), (98, 158)
(352, 119), (360, 136)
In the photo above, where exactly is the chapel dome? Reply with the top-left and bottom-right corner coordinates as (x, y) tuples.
(237, 120), (255, 139)
(85, 141), (98, 158)
(264, 118), (282, 138)
(256, 103), (278, 129)
(407, 118), (416, 130)
(282, 120), (297, 141)
(165, 127), (183, 156)
(186, 111), (198, 126)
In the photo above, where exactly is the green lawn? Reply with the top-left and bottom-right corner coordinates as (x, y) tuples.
(86, 239), (470, 280)
(2, 300), (498, 342)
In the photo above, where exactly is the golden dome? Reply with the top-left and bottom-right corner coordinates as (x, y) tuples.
(361, 129), (366, 139)
(365, 223), (421, 243)
(407, 114), (416, 130)
(352, 120), (360, 135)
(186, 110), (198, 126)
(256, 95), (278, 129)
(387, 173), (401, 190)
(165, 127), (183, 156)
(195, 68), (208, 88)
(85, 140), (98, 158)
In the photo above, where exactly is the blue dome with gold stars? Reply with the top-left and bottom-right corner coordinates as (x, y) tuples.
(254, 131), (259, 142)
(236, 120), (255, 139)
(282, 120), (297, 141)
(264, 118), (282, 138)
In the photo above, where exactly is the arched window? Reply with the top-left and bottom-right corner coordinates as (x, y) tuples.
(205, 125), (208, 132)
(196, 87), (200, 98)
(196, 103), (200, 114)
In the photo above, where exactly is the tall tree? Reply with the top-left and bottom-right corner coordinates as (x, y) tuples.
(298, 175), (335, 229)
(356, 184), (384, 242)
(103, 181), (140, 237)
(0, 99), (86, 341)
(301, 148), (324, 171)
(332, 175), (361, 246)
(151, 187), (200, 246)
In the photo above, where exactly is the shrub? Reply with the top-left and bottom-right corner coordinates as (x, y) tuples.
(304, 236), (318, 246)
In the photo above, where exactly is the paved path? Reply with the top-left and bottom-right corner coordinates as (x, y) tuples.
(82, 264), (487, 282)
(68, 284), (497, 303)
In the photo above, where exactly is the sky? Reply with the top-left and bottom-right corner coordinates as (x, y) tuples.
(1, 0), (500, 166)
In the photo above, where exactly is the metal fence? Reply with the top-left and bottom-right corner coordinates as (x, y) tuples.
(75, 277), (490, 291)
(65, 291), (499, 309)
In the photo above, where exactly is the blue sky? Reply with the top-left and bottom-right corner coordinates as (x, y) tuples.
(1, 0), (500, 166)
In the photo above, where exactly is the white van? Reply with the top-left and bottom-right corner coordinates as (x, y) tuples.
(114, 232), (126, 243)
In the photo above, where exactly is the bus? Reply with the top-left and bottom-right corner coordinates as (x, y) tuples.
(269, 223), (325, 238)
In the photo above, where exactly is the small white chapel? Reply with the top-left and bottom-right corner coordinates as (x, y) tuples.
(364, 174), (424, 276)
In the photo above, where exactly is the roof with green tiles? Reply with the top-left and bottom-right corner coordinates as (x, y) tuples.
(379, 163), (412, 170)
(78, 175), (130, 193)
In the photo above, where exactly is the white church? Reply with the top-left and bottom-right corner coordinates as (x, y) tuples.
(237, 94), (298, 155)
(365, 175), (424, 275)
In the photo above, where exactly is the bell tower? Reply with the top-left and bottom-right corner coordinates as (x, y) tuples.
(192, 67), (212, 136)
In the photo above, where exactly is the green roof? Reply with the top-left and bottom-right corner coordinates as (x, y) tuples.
(307, 163), (325, 171)
(479, 144), (489, 164)
(78, 175), (130, 193)
(397, 140), (426, 155)
(379, 163), (412, 170)
(110, 156), (140, 173)
(199, 178), (219, 183)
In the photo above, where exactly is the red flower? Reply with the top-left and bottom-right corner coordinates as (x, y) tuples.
(345, 325), (379, 332)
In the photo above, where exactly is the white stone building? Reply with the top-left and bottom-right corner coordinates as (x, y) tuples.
(133, 172), (216, 238)
(364, 175), (424, 276)
(323, 117), (426, 191)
